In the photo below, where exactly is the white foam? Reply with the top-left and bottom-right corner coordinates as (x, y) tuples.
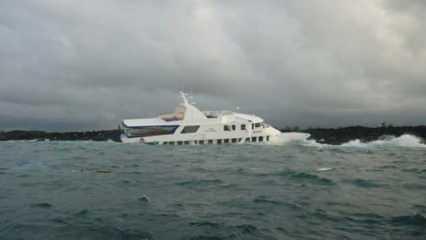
(275, 133), (425, 148)
(341, 134), (426, 148)
(317, 167), (334, 172)
(270, 132), (323, 147)
(277, 132), (311, 143)
(272, 132), (328, 147)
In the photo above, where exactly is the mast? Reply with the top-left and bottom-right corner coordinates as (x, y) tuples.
(178, 91), (207, 122)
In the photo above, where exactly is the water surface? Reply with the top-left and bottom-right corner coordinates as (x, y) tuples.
(0, 137), (425, 239)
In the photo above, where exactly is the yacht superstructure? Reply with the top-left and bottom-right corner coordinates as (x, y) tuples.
(119, 92), (282, 145)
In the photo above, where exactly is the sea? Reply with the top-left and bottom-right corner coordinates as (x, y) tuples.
(0, 134), (425, 240)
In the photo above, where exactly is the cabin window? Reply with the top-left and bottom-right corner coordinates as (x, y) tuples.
(251, 124), (254, 129)
(199, 140), (204, 144)
(217, 139), (222, 144)
(255, 123), (261, 128)
(224, 139), (229, 143)
(231, 138), (237, 143)
(241, 124), (246, 130)
(177, 141), (183, 145)
(238, 138), (242, 142)
(181, 125), (200, 134)
(251, 137), (257, 142)
(208, 140), (213, 144)
(232, 125), (236, 131)
(123, 125), (178, 138)
(194, 140), (198, 144)
(169, 142), (175, 145)
(259, 136), (264, 142)
(224, 125), (231, 131)
(245, 137), (250, 142)
(184, 141), (190, 145)
(266, 136), (270, 141)
(163, 142), (168, 145)
(205, 112), (218, 119)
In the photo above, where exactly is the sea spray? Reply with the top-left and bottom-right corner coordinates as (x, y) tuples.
(275, 133), (426, 148)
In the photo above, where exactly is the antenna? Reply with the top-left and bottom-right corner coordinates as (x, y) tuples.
(179, 91), (189, 105)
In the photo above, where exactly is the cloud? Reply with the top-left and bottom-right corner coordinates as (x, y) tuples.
(0, 0), (425, 130)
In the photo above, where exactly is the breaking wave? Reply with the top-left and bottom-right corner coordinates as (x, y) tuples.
(340, 134), (426, 148)
(276, 133), (426, 148)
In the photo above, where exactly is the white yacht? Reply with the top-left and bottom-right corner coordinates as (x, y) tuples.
(119, 92), (282, 145)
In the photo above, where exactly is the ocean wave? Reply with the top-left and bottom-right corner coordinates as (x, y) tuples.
(30, 202), (53, 209)
(347, 179), (385, 188)
(176, 179), (224, 187)
(271, 132), (322, 147)
(1, 224), (153, 240)
(190, 221), (221, 228)
(253, 195), (283, 205)
(304, 210), (426, 228)
(187, 222), (263, 239)
(276, 133), (426, 148)
(242, 166), (336, 186)
(278, 170), (335, 185)
(391, 214), (426, 226)
(341, 134), (426, 148)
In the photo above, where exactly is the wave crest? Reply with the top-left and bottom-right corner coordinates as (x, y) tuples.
(341, 134), (426, 148)
(276, 133), (425, 148)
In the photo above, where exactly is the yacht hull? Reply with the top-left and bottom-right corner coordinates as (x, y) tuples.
(119, 92), (282, 146)
(120, 126), (282, 145)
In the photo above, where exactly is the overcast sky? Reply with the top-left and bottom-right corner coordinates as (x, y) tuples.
(1, 0), (425, 130)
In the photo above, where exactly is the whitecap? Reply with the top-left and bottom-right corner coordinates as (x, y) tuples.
(317, 167), (334, 172)
(341, 134), (426, 148)
(273, 132), (425, 149)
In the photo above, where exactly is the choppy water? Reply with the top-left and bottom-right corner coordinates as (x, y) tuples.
(1, 134), (426, 240)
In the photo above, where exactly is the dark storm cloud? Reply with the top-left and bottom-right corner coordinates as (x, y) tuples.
(0, 0), (425, 130)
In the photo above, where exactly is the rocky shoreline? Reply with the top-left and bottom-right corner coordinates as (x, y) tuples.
(0, 130), (121, 142)
(0, 126), (425, 145)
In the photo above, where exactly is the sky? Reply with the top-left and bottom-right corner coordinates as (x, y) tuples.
(1, 0), (425, 130)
